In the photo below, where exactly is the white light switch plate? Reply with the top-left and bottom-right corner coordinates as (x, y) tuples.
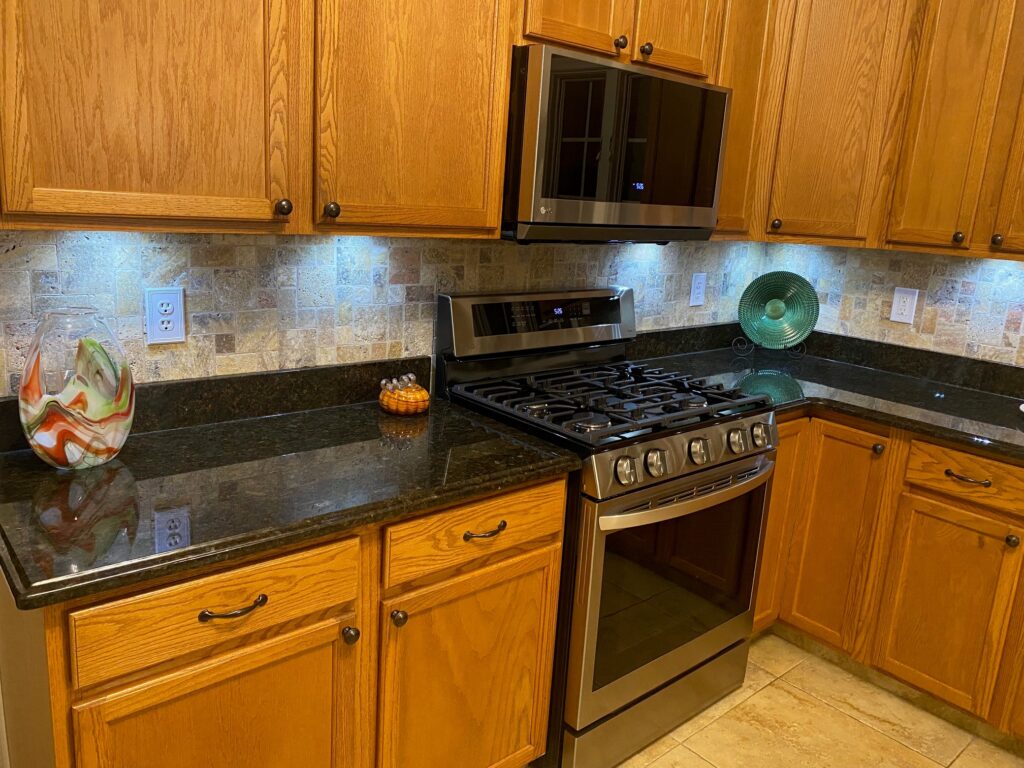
(145, 287), (186, 344)
(890, 287), (919, 324)
(690, 273), (707, 307)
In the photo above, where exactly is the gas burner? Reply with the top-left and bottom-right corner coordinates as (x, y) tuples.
(569, 413), (613, 433)
(521, 402), (552, 417)
(682, 395), (708, 409)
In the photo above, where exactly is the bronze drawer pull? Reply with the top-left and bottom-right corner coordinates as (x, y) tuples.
(944, 468), (992, 488)
(198, 593), (268, 623)
(463, 520), (507, 542)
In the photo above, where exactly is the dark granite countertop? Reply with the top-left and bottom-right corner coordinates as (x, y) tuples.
(0, 401), (580, 609)
(643, 348), (1024, 461)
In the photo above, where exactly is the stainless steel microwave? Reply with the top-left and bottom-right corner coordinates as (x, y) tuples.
(502, 45), (731, 244)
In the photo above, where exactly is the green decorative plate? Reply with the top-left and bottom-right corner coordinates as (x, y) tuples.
(735, 370), (805, 407)
(738, 271), (819, 349)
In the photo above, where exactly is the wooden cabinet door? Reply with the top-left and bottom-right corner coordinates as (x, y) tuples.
(754, 418), (808, 632)
(714, 0), (774, 235)
(379, 545), (561, 768)
(764, 0), (897, 241)
(780, 420), (891, 651)
(631, 0), (724, 77)
(886, 0), (1017, 250)
(317, 0), (511, 233)
(874, 494), (1023, 717)
(524, 0), (635, 56)
(73, 619), (359, 768)
(993, 97), (1024, 255)
(0, 0), (310, 226)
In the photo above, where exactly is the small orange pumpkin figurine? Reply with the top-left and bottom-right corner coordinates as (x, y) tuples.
(378, 373), (430, 416)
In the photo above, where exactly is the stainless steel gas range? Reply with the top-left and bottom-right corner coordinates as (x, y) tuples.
(435, 288), (777, 768)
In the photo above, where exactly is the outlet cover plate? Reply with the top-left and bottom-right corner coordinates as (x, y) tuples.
(145, 287), (186, 344)
(690, 272), (708, 307)
(154, 506), (191, 553)
(890, 287), (919, 324)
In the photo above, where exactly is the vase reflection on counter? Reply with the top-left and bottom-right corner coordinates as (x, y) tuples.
(19, 308), (135, 470)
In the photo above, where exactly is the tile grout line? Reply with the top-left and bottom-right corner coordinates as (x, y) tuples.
(947, 737), (975, 767)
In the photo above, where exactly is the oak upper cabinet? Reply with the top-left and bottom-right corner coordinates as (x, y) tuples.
(761, 0), (898, 242)
(0, 0), (311, 229)
(992, 96), (1024, 255)
(874, 494), (1023, 717)
(379, 545), (562, 768)
(780, 420), (892, 651)
(317, 0), (512, 234)
(886, 0), (1017, 251)
(630, 0), (725, 77)
(714, 0), (774, 235)
(523, 0), (636, 57)
(754, 417), (808, 632)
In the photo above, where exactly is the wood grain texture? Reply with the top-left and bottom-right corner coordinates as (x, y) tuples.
(632, 0), (724, 77)
(70, 538), (359, 690)
(904, 440), (1024, 520)
(873, 493), (1023, 717)
(994, 85), (1024, 254)
(754, 418), (809, 632)
(0, 0), (312, 226)
(764, 0), (897, 240)
(384, 478), (566, 588)
(714, 0), (774, 235)
(886, 0), (1016, 250)
(316, 0), (512, 231)
(378, 544), (561, 768)
(780, 419), (892, 651)
(73, 619), (358, 768)
(524, 0), (635, 55)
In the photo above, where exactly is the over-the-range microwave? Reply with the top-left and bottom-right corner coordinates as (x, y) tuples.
(502, 44), (731, 244)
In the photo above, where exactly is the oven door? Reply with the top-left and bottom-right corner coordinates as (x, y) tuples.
(564, 455), (772, 730)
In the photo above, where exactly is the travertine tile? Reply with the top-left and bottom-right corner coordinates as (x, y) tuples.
(645, 745), (715, 768)
(782, 655), (971, 765)
(670, 662), (775, 742)
(685, 681), (940, 768)
(618, 735), (680, 768)
(748, 635), (813, 677)
(951, 740), (1024, 768)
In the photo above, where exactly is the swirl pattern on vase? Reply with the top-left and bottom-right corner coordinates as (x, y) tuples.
(19, 335), (135, 470)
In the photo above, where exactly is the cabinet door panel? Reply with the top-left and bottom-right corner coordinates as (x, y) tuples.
(1, 0), (307, 223)
(874, 494), (1023, 716)
(781, 420), (891, 650)
(524, 0), (634, 56)
(379, 545), (561, 768)
(766, 0), (894, 240)
(632, 0), (724, 77)
(74, 620), (357, 768)
(317, 0), (511, 231)
(994, 97), (1024, 254)
(754, 418), (808, 632)
(887, 0), (1016, 250)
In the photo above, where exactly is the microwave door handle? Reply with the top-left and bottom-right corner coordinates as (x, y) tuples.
(598, 461), (775, 532)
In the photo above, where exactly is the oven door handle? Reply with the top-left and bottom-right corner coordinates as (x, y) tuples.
(598, 461), (775, 532)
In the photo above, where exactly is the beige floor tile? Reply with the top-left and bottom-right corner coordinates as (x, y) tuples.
(783, 655), (971, 765)
(951, 739), (1024, 768)
(670, 662), (776, 742)
(685, 680), (940, 768)
(618, 734), (680, 768)
(646, 745), (716, 767)
(748, 634), (813, 677)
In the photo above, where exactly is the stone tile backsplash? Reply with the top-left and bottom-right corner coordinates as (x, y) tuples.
(1, 230), (1022, 396)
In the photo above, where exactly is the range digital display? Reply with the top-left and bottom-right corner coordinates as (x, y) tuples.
(472, 296), (621, 336)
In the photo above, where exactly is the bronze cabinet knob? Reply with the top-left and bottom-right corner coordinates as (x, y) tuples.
(614, 35), (629, 50)
(324, 201), (342, 219)
(274, 199), (293, 216)
(770, 218), (782, 230)
(640, 42), (654, 56)
(342, 626), (361, 645)
(992, 233), (1004, 247)
(391, 610), (409, 627)
(1006, 535), (1020, 548)
(872, 443), (885, 455)
(952, 230), (965, 244)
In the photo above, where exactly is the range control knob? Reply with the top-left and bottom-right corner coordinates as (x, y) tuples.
(645, 449), (667, 478)
(689, 438), (711, 466)
(728, 429), (748, 454)
(614, 456), (639, 486)
(751, 423), (771, 448)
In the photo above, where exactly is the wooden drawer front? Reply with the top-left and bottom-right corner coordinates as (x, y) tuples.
(69, 538), (360, 690)
(905, 441), (1024, 517)
(384, 479), (566, 589)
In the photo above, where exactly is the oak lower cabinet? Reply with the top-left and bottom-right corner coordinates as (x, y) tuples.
(873, 493), (1024, 718)
(378, 544), (562, 768)
(780, 419), (892, 651)
(753, 417), (808, 631)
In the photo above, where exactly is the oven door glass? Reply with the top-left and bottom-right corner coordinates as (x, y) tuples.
(592, 483), (764, 692)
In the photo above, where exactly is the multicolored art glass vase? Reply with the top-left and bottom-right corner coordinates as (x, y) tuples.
(19, 308), (135, 470)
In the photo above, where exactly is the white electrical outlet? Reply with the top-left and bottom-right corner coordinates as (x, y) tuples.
(145, 287), (186, 344)
(689, 272), (708, 307)
(890, 287), (919, 324)
(153, 506), (191, 553)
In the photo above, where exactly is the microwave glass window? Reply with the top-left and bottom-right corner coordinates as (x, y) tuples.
(547, 74), (607, 200)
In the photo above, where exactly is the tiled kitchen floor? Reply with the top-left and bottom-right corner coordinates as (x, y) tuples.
(615, 635), (1024, 768)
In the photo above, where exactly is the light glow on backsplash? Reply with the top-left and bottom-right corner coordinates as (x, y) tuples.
(0, 230), (1023, 396)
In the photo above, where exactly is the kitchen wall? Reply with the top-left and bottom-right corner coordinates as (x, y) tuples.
(1, 230), (1023, 397)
